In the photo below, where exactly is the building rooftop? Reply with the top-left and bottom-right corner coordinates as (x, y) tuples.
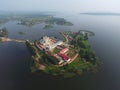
(58, 53), (70, 62)
(59, 48), (68, 54)
(39, 36), (63, 51)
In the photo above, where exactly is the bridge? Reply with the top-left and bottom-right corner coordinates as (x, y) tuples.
(0, 37), (26, 43)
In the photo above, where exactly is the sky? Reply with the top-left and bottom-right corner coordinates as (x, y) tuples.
(0, 0), (120, 13)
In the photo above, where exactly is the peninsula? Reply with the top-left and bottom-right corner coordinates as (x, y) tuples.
(26, 30), (100, 77)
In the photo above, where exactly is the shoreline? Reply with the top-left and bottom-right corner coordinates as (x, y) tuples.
(26, 30), (101, 78)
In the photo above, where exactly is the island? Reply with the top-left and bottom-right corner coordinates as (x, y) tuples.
(43, 24), (53, 29)
(0, 13), (73, 27)
(17, 16), (73, 27)
(18, 31), (25, 35)
(26, 30), (100, 78)
(80, 12), (120, 16)
(0, 27), (8, 37)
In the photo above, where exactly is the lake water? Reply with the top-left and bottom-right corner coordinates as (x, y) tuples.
(0, 13), (120, 90)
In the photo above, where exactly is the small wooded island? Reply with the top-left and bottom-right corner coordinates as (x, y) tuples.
(26, 30), (100, 78)
(0, 27), (8, 37)
(43, 24), (53, 29)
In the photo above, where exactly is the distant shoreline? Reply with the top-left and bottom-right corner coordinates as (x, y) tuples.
(80, 12), (120, 16)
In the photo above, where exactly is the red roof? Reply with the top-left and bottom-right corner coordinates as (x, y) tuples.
(59, 48), (68, 54)
(36, 43), (44, 49)
(38, 44), (44, 48)
(58, 53), (70, 61)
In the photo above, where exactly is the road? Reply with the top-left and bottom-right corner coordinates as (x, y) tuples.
(0, 37), (25, 43)
(61, 32), (69, 43)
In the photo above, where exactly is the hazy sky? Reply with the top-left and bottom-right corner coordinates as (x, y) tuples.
(0, 0), (120, 12)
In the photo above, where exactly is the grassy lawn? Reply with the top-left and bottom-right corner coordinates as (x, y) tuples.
(53, 48), (61, 54)
(67, 47), (77, 57)
(69, 57), (83, 66)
